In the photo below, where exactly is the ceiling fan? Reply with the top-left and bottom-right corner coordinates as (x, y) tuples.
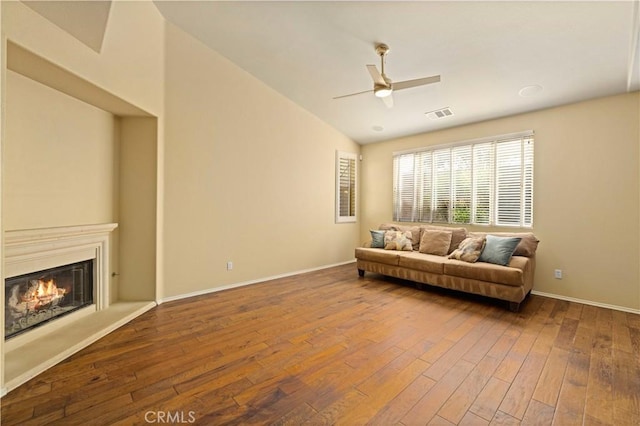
(334, 43), (441, 108)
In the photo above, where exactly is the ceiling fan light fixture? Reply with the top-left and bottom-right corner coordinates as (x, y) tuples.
(374, 85), (392, 98)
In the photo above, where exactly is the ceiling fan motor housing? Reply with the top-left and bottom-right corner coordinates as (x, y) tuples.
(375, 43), (390, 56)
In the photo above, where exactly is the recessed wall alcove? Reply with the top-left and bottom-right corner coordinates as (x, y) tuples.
(2, 41), (158, 393)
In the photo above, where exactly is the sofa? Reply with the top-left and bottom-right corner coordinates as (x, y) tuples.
(355, 223), (539, 311)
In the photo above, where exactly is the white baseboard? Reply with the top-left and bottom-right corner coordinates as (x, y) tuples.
(158, 259), (356, 305)
(531, 290), (640, 315)
(0, 387), (6, 398)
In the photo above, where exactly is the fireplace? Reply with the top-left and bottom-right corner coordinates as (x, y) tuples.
(1, 223), (155, 395)
(5, 259), (94, 340)
(3, 223), (117, 348)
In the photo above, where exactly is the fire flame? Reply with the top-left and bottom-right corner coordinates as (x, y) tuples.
(23, 279), (66, 309)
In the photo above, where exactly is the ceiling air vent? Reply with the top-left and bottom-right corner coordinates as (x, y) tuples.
(425, 107), (453, 120)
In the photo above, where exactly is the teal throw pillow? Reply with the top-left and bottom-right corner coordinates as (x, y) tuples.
(370, 229), (385, 248)
(478, 235), (522, 266)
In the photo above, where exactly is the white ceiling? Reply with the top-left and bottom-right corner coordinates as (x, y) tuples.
(153, 1), (638, 144)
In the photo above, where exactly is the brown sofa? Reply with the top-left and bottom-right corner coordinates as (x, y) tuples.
(355, 224), (539, 311)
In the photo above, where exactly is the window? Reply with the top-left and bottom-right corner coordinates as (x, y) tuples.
(393, 132), (534, 227)
(336, 151), (357, 223)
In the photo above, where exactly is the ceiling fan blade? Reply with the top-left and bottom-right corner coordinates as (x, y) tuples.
(366, 64), (386, 85)
(382, 93), (394, 108)
(393, 75), (441, 91)
(333, 89), (373, 99)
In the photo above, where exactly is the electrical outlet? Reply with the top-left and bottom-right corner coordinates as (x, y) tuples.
(554, 269), (562, 279)
(227, 261), (233, 271)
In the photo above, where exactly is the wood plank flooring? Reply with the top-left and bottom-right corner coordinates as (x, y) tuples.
(2, 263), (639, 425)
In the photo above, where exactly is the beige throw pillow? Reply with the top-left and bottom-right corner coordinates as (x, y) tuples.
(448, 236), (486, 263)
(419, 230), (453, 256)
(383, 230), (413, 251)
(379, 223), (421, 251)
(420, 225), (467, 254)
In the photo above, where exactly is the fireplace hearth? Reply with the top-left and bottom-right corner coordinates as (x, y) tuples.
(5, 260), (94, 340)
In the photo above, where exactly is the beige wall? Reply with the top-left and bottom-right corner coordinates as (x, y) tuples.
(4, 70), (118, 229)
(118, 117), (158, 302)
(162, 23), (360, 298)
(361, 92), (640, 310)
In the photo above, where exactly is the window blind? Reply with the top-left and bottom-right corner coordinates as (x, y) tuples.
(393, 133), (534, 227)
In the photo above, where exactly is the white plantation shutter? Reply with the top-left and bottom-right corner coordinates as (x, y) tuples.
(392, 132), (534, 227)
(495, 140), (522, 225)
(393, 154), (416, 221)
(433, 149), (451, 222)
(339, 156), (356, 216)
(523, 138), (534, 226)
(452, 146), (472, 224)
(418, 151), (433, 222)
(472, 143), (494, 225)
(336, 151), (357, 223)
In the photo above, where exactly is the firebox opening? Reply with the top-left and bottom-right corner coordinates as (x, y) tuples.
(4, 259), (94, 340)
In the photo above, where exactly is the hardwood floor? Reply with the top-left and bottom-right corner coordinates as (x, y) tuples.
(2, 263), (639, 425)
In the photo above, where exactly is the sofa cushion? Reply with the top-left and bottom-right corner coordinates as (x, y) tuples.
(444, 256), (530, 287)
(478, 235), (521, 266)
(419, 229), (452, 256)
(398, 252), (447, 274)
(355, 247), (401, 266)
(420, 225), (467, 254)
(469, 231), (539, 257)
(379, 223), (421, 250)
(384, 231), (413, 251)
(448, 236), (486, 263)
